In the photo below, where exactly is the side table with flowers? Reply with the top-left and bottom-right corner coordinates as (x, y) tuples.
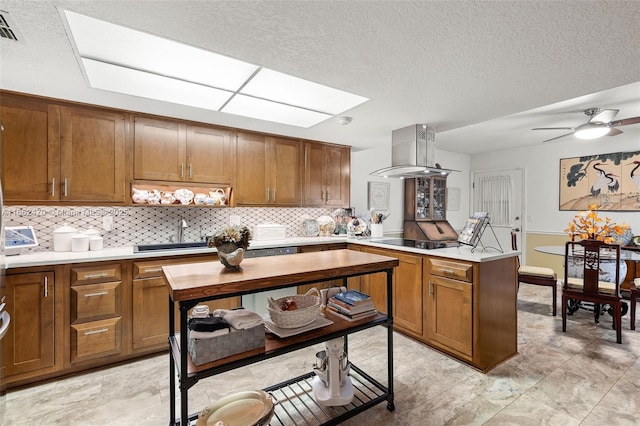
(208, 225), (252, 271)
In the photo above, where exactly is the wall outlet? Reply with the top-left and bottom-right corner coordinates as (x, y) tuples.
(103, 215), (114, 231)
(229, 215), (241, 225)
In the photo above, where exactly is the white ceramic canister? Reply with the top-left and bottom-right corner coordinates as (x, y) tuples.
(82, 227), (101, 238)
(89, 237), (104, 251)
(71, 234), (90, 252)
(53, 223), (78, 252)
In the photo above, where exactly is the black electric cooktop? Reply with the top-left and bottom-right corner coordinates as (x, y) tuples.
(374, 238), (459, 250)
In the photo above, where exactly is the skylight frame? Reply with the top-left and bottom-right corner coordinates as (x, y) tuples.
(61, 9), (368, 128)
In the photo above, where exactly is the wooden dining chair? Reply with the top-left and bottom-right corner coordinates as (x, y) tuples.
(511, 231), (557, 316)
(562, 239), (623, 343)
(631, 278), (639, 331)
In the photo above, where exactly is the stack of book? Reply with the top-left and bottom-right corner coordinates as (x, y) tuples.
(326, 289), (377, 322)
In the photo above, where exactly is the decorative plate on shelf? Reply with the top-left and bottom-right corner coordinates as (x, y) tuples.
(302, 218), (319, 237)
(316, 215), (336, 236)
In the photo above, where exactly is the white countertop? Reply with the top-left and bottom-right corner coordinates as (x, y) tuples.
(4, 236), (516, 269)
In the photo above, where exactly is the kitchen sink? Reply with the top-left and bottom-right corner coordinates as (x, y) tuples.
(134, 241), (209, 252)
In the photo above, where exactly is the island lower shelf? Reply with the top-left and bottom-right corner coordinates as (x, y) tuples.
(169, 312), (388, 378)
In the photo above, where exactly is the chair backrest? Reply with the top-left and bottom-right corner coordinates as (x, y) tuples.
(511, 230), (521, 269)
(564, 239), (621, 296)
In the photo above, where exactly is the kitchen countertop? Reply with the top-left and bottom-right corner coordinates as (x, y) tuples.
(4, 236), (517, 269)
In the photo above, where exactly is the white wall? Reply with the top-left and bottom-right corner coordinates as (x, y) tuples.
(351, 146), (472, 235)
(470, 138), (640, 238)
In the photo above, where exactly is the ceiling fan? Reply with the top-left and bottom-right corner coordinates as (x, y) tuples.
(533, 108), (640, 143)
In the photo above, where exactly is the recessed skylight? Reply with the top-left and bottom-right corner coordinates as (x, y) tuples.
(240, 68), (368, 115)
(82, 58), (234, 111)
(222, 94), (332, 128)
(61, 9), (368, 128)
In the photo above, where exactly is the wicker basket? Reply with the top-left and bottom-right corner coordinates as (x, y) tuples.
(267, 288), (320, 329)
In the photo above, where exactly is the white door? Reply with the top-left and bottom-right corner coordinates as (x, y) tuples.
(471, 168), (525, 259)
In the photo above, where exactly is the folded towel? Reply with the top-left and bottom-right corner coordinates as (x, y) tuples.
(189, 328), (230, 339)
(188, 315), (231, 332)
(213, 308), (264, 330)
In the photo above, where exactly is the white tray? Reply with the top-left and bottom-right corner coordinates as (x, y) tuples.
(262, 315), (333, 338)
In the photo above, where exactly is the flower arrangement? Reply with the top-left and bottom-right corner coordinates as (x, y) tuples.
(208, 225), (252, 250)
(564, 204), (630, 244)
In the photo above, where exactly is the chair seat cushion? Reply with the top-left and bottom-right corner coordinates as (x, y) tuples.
(566, 277), (617, 295)
(519, 265), (555, 278)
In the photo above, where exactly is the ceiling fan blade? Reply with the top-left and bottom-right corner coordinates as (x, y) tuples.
(590, 109), (619, 123)
(532, 127), (574, 131)
(607, 128), (623, 136)
(609, 116), (640, 127)
(542, 132), (575, 143)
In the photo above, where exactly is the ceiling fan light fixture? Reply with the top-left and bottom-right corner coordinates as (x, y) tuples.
(574, 123), (610, 140)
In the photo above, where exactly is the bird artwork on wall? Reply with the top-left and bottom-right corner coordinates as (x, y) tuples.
(590, 163), (620, 206)
(559, 150), (640, 211)
(629, 160), (640, 205)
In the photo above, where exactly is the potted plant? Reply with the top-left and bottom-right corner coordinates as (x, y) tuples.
(208, 225), (252, 270)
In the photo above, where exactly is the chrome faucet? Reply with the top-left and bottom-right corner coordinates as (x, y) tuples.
(178, 216), (188, 243)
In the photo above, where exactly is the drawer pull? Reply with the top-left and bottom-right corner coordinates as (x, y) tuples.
(84, 273), (109, 279)
(84, 328), (109, 336)
(84, 291), (109, 298)
(143, 267), (163, 273)
(441, 269), (455, 274)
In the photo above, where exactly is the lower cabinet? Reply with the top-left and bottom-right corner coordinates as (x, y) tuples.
(427, 275), (473, 358)
(69, 263), (123, 363)
(132, 257), (240, 352)
(357, 246), (424, 337)
(1, 271), (56, 377)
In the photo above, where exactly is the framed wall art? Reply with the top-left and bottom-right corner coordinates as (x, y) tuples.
(559, 150), (640, 211)
(368, 181), (390, 211)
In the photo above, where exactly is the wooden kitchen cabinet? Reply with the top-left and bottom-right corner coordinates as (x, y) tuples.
(0, 94), (126, 204)
(406, 176), (447, 221)
(426, 258), (474, 359)
(304, 141), (350, 207)
(133, 116), (234, 185)
(359, 247), (424, 337)
(69, 263), (123, 363)
(1, 271), (56, 376)
(0, 94), (60, 202)
(236, 132), (302, 206)
(60, 106), (126, 203)
(132, 257), (240, 351)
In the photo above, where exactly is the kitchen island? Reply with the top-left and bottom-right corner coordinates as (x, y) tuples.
(162, 249), (399, 426)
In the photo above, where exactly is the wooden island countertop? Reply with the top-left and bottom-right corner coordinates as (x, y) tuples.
(162, 249), (399, 302)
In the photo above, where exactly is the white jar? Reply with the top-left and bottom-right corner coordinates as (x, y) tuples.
(71, 234), (90, 252)
(83, 227), (101, 238)
(53, 223), (78, 252)
(89, 237), (104, 251)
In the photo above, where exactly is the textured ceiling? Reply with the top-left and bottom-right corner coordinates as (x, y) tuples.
(1, 0), (639, 154)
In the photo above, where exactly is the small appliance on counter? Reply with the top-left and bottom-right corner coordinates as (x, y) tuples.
(4, 226), (39, 255)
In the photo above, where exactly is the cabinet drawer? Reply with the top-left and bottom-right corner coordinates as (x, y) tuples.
(133, 256), (213, 279)
(71, 281), (121, 323)
(429, 258), (473, 283)
(71, 317), (122, 362)
(71, 264), (121, 284)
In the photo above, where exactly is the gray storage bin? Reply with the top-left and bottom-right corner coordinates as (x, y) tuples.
(188, 325), (265, 366)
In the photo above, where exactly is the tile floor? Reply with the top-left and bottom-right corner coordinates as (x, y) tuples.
(5, 284), (640, 425)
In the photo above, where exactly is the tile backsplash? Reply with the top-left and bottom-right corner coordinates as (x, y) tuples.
(3, 205), (335, 253)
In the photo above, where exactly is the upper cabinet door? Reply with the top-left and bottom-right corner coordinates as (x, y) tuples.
(304, 142), (350, 207)
(1, 95), (60, 203)
(60, 106), (126, 203)
(268, 136), (302, 206)
(134, 116), (186, 182)
(323, 144), (350, 207)
(186, 125), (234, 185)
(236, 131), (268, 205)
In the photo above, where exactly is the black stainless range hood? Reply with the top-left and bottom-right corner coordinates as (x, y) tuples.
(369, 124), (459, 178)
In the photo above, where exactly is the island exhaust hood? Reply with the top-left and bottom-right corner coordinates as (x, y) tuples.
(369, 124), (459, 178)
